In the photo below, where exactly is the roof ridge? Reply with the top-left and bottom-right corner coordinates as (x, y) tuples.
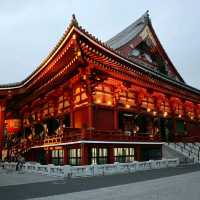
(106, 11), (150, 49)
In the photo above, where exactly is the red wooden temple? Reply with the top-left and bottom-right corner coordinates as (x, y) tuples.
(0, 12), (200, 165)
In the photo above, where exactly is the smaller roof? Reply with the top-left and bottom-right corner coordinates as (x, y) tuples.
(106, 11), (150, 49)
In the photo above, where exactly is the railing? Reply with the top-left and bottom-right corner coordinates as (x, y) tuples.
(67, 129), (161, 142)
(174, 135), (200, 143)
(167, 142), (200, 163)
(0, 158), (179, 178)
(9, 128), (161, 153)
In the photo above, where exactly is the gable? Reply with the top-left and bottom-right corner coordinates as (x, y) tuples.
(106, 12), (185, 83)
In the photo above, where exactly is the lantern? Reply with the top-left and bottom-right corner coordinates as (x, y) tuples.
(5, 119), (22, 135)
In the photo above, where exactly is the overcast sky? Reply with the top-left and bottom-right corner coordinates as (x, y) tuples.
(0, 0), (199, 89)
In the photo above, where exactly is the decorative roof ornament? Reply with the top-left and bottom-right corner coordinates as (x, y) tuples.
(71, 14), (79, 27)
(144, 10), (151, 25)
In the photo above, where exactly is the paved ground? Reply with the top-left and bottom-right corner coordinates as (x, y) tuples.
(29, 170), (200, 200)
(0, 164), (200, 200)
(0, 169), (59, 187)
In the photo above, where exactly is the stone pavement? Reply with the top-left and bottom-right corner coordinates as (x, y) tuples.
(29, 170), (200, 200)
(0, 164), (200, 200)
(0, 168), (59, 187)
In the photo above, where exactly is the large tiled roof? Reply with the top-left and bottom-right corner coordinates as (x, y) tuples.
(0, 13), (199, 97)
(106, 11), (150, 49)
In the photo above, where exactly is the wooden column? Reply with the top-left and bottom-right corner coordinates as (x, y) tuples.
(45, 149), (51, 164)
(64, 146), (68, 165)
(88, 98), (94, 129)
(0, 103), (5, 159)
(85, 65), (94, 130)
(174, 118), (180, 142)
(108, 145), (114, 164)
(80, 143), (89, 165)
(171, 115), (176, 142)
(68, 88), (74, 128)
(135, 145), (141, 161)
(114, 108), (118, 129)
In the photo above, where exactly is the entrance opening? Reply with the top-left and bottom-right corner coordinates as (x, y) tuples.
(63, 114), (70, 128)
(160, 118), (173, 142)
(118, 112), (135, 134)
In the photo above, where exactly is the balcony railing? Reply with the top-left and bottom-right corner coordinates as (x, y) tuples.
(8, 128), (162, 153)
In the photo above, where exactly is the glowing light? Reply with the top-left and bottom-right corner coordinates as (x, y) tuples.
(191, 116), (194, 120)
(147, 108), (151, 112)
(153, 111), (157, 116)
(178, 114), (182, 118)
(83, 75), (87, 80)
(96, 99), (101, 103)
(125, 104), (130, 108)
(163, 111), (168, 117)
(107, 101), (112, 105)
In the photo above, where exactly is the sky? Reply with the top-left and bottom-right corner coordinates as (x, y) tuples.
(0, 0), (199, 89)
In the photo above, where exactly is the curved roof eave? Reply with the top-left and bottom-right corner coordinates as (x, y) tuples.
(74, 27), (200, 96)
(0, 14), (199, 99)
(0, 16), (78, 91)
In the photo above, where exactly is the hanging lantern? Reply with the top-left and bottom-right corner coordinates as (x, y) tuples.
(163, 111), (168, 117)
(5, 119), (22, 135)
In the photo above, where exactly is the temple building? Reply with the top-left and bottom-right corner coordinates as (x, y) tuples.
(0, 12), (200, 165)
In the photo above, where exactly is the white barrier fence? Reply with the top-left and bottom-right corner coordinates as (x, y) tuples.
(0, 158), (179, 178)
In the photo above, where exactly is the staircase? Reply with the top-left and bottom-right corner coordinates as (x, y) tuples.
(163, 142), (200, 164)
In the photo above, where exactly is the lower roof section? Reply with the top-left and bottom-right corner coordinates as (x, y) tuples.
(31, 140), (164, 149)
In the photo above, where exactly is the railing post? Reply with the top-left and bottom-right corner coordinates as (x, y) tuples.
(63, 165), (71, 178)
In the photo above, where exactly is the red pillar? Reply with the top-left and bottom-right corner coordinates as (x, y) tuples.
(64, 146), (68, 165)
(114, 108), (118, 129)
(88, 97), (94, 129)
(45, 149), (51, 164)
(108, 145), (114, 164)
(135, 145), (141, 161)
(0, 103), (5, 160)
(80, 143), (89, 165)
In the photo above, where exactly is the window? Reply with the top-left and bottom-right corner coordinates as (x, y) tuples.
(51, 149), (64, 165)
(74, 86), (87, 105)
(176, 120), (185, 134)
(131, 49), (140, 57)
(69, 148), (81, 166)
(114, 148), (134, 163)
(90, 148), (108, 164)
(94, 84), (113, 105)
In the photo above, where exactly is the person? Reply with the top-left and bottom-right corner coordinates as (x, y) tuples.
(0, 159), (5, 169)
(16, 155), (25, 171)
(10, 152), (15, 162)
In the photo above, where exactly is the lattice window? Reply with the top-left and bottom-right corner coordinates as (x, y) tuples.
(119, 91), (136, 107)
(69, 148), (81, 166)
(52, 149), (64, 165)
(74, 86), (88, 105)
(90, 148), (108, 164)
(95, 84), (113, 105)
(114, 147), (134, 163)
